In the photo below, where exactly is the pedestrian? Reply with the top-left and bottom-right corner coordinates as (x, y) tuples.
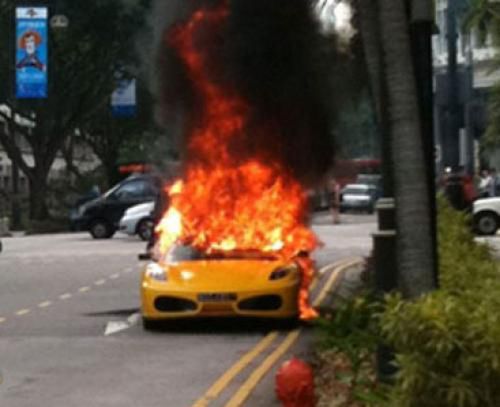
(330, 179), (340, 224)
(139, 176), (169, 260)
(479, 169), (493, 198)
(490, 168), (499, 197)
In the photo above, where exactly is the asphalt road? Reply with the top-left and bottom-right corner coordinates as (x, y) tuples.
(0, 212), (375, 407)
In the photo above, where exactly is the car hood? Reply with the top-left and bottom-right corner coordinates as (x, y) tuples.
(160, 259), (293, 290)
(473, 197), (500, 213)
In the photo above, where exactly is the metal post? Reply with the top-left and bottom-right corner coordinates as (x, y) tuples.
(10, 3), (22, 230)
(444, 0), (460, 170)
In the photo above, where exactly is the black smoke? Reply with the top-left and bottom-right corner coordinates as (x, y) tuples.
(156, 0), (338, 185)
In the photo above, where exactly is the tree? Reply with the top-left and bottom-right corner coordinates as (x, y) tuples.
(77, 78), (158, 187)
(354, 0), (436, 298)
(0, 0), (152, 220)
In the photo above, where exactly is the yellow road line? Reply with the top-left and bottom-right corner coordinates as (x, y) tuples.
(38, 301), (52, 308)
(313, 259), (360, 307)
(59, 293), (72, 300)
(310, 258), (355, 292)
(224, 330), (301, 407)
(79, 286), (91, 293)
(94, 279), (106, 286)
(16, 309), (30, 316)
(222, 258), (362, 407)
(190, 257), (362, 407)
(191, 332), (279, 407)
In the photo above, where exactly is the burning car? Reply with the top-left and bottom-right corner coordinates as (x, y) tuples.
(141, 244), (301, 329)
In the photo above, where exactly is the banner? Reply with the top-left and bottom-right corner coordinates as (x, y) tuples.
(111, 79), (136, 117)
(15, 7), (48, 99)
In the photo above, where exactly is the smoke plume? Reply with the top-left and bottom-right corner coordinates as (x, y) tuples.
(155, 0), (338, 185)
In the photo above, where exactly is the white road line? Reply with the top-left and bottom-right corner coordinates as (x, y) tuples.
(79, 286), (91, 293)
(94, 279), (106, 286)
(0, 317), (6, 323)
(104, 313), (141, 336)
(16, 309), (30, 316)
(38, 301), (52, 308)
(109, 273), (120, 279)
(59, 293), (72, 300)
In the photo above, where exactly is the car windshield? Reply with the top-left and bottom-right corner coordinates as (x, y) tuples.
(343, 188), (369, 195)
(165, 244), (279, 263)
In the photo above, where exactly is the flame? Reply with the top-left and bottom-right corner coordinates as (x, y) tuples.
(157, 1), (319, 320)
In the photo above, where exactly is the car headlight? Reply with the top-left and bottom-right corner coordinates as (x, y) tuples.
(145, 262), (167, 281)
(269, 267), (293, 281)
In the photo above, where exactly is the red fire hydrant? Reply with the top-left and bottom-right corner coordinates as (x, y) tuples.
(275, 357), (315, 407)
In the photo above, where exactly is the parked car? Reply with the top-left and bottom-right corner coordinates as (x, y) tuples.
(118, 201), (155, 241)
(473, 197), (500, 235)
(339, 184), (379, 214)
(71, 174), (160, 239)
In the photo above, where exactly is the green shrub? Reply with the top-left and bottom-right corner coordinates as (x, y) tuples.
(381, 197), (500, 407)
(316, 197), (500, 407)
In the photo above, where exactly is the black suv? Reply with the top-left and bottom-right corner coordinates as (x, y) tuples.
(71, 174), (159, 239)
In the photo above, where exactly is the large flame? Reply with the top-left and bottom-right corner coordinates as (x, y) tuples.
(156, 1), (319, 320)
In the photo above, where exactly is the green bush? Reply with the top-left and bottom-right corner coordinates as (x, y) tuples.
(316, 197), (500, 406)
(381, 197), (500, 407)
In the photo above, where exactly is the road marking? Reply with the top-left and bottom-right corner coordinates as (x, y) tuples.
(109, 273), (120, 279)
(127, 313), (141, 325)
(104, 312), (141, 336)
(16, 309), (30, 316)
(94, 279), (106, 286)
(104, 321), (130, 336)
(313, 259), (359, 307)
(192, 332), (279, 407)
(224, 330), (302, 407)
(192, 257), (362, 407)
(38, 301), (52, 308)
(79, 286), (91, 293)
(310, 259), (349, 292)
(0, 317), (6, 323)
(59, 293), (72, 300)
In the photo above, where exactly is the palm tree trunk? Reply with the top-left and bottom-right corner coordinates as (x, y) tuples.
(379, 0), (435, 298)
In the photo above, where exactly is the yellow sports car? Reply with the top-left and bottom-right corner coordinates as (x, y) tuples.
(140, 244), (301, 329)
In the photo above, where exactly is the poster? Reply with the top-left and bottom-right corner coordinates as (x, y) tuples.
(15, 7), (48, 99)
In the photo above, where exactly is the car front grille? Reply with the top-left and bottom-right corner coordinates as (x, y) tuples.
(154, 296), (197, 312)
(238, 295), (282, 311)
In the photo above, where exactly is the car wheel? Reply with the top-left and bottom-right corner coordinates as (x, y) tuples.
(474, 212), (499, 236)
(136, 218), (154, 241)
(89, 220), (115, 239)
(142, 317), (160, 331)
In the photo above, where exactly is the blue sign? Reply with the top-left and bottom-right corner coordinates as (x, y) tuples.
(111, 79), (137, 117)
(15, 7), (49, 99)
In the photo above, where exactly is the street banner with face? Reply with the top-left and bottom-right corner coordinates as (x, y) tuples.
(15, 7), (48, 99)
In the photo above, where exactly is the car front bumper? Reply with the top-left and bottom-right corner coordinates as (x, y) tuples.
(141, 278), (299, 320)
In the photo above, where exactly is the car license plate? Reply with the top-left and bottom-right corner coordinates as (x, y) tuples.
(198, 293), (237, 302)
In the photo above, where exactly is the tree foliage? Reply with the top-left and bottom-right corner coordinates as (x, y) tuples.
(0, 0), (152, 219)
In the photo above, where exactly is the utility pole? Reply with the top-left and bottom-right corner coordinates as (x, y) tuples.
(10, 2), (22, 230)
(443, 0), (460, 170)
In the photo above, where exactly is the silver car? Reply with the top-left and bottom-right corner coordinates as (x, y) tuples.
(340, 184), (379, 214)
(118, 201), (155, 241)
